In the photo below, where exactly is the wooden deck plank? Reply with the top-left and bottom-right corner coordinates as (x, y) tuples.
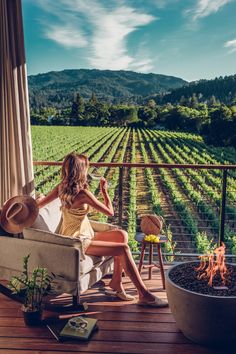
(0, 339), (229, 354)
(0, 269), (234, 354)
(0, 321), (180, 333)
(0, 329), (189, 343)
(0, 309), (175, 323)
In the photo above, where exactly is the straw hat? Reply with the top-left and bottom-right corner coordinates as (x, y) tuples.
(140, 214), (164, 235)
(0, 195), (39, 233)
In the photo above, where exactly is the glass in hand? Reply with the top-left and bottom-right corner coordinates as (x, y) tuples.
(88, 167), (111, 187)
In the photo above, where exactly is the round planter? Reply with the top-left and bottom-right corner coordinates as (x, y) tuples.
(166, 261), (236, 345)
(22, 306), (43, 326)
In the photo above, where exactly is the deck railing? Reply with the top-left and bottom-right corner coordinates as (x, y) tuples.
(34, 161), (236, 259)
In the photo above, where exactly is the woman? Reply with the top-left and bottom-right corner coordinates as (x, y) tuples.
(37, 152), (168, 307)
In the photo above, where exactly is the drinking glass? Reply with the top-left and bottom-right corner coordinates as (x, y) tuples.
(88, 167), (111, 187)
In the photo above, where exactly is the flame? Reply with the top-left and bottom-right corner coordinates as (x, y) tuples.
(196, 243), (228, 287)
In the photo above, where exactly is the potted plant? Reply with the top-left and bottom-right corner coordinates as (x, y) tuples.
(8, 254), (55, 326)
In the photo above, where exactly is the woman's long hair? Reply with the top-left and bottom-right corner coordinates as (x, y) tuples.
(59, 153), (89, 207)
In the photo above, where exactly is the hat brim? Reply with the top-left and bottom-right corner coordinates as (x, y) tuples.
(0, 195), (39, 234)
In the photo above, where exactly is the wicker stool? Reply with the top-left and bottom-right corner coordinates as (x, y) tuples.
(136, 233), (166, 290)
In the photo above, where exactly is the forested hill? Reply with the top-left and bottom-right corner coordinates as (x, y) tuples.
(28, 69), (186, 108)
(160, 74), (236, 105)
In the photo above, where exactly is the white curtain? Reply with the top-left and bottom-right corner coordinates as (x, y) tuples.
(0, 0), (34, 207)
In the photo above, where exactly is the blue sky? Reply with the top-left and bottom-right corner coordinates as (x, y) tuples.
(22, 0), (236, 81)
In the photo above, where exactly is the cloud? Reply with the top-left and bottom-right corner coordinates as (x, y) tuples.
(88, 5), (155, 70)
(185, 0), (233, 21)
(224, 39), (236, 53)
(130, 59), (154, 73)
(44, 25), (88, 48)
(35, 0), (156, 72)
(150, 0), (179, 8)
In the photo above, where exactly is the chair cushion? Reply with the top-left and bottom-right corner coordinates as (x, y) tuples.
(80, 254), (105, 275)
(23, 227), (75, 247)
(32, 198), (62, 232)
(23, 227), (106, 274)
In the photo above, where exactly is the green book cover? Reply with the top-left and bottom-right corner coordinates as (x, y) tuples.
(60, 317), (98, 341)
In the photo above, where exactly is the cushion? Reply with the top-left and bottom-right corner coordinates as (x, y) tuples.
(23, 227), (76, 247)
(32, 198), (62, 232)
(23, 227), (105, 274)
(79, 254), (105, 275)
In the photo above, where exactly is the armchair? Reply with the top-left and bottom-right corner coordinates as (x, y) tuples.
(0, 198), (115, 307)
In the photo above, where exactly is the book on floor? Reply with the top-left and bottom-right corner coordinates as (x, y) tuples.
(46, 317), (98, 342)
(60, 316), (98, 340)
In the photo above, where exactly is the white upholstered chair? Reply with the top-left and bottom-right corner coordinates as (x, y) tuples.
(0, 198), (115, 307)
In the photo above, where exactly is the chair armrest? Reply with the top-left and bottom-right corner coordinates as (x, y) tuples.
(0, 236), (80, 282)
(89, 220), (118, 233)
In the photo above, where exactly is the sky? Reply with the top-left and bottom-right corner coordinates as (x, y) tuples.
(22, 0), (236, 82)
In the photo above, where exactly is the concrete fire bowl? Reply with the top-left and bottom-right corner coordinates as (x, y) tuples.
(166, 262), (236, 345)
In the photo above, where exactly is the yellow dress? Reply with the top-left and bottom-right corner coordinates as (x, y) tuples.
(57, 204), (94, 259)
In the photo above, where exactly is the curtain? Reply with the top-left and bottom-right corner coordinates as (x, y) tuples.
(0, 0), (34, 207)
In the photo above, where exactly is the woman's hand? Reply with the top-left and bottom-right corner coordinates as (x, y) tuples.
(100, 177), (108, 194)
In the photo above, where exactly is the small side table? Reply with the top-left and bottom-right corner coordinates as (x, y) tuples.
(136, 233), (166, 290)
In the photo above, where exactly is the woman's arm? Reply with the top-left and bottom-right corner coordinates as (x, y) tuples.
(78, 179), (114, 216)
(36, 185), (59, 209)
(99, 178), (114, 215)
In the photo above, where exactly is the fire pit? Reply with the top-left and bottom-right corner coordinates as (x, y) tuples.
(166, 244), (236, 345)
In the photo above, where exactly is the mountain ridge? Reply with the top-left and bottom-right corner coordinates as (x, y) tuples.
(160, 74), (236, 104)
(28, 68), (187, 108)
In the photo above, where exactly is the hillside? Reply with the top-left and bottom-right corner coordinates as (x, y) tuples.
(160, 74), (236, 104)
(28, 69), (187, 108)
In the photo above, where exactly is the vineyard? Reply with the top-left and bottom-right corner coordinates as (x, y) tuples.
(32, 126), (236, 257)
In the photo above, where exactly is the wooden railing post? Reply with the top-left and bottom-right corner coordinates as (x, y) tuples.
(118, 167), (124, 227)
(219, 169), (228, 244)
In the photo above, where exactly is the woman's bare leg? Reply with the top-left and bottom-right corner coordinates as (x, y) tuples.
(93, 230), (128, 292)
(86, 239), (156, 302)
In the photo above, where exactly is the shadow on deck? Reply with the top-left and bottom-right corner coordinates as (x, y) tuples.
(0, 268), (234, 354)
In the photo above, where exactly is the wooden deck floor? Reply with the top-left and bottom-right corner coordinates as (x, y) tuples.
(0, 268), (234, 354)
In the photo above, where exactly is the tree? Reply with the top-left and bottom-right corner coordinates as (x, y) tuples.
(109, 105), (138, 126)
(89, 92), (98, 105)
(161, 106), (182, 130)
(189, 93), (199, 109)
(161, 106), (200, 131)
(96, 103), (111, 126)
(179, 95), (187, 106)
(70, 93), (85, 125)
(30, 107), (57, 125)
(50, 115), (67, 126)
(85, 101), (111, 126)
(229, 114), (236, 147)
(138, 106), (157, 127)
(208, 104), (233, 145)
(147, 99), (156, 109)
(208, 95), (217, 106)
(30, 114), (49, 125)
(197, 104), (209, 133)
